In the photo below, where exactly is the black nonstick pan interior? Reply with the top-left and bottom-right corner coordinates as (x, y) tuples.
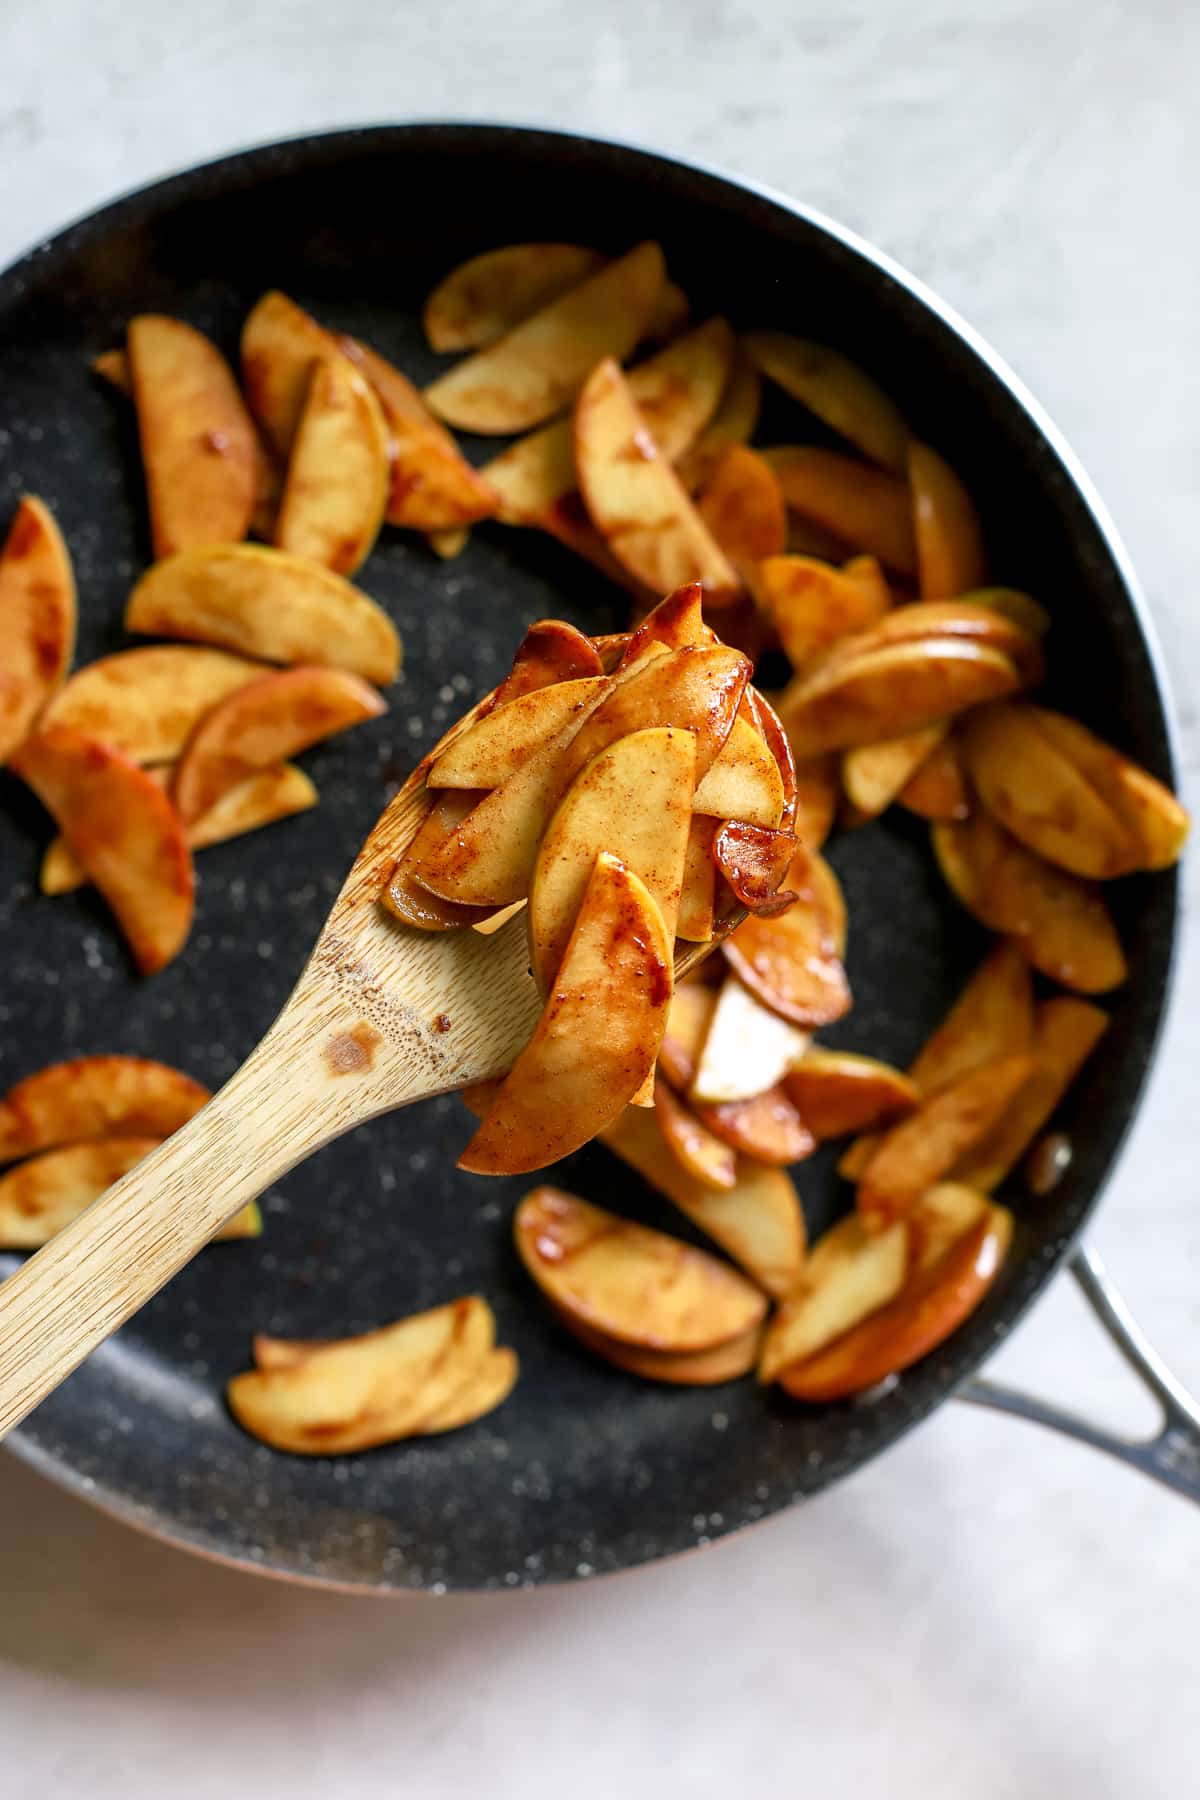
(0, 124), (1179, 1590)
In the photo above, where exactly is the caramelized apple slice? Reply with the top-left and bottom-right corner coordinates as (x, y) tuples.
(274, 355), (390, 575)
(897, 731), (970, 821)
(42, 644), (265, 763)
(752, 553), (891, 671)
(909, 441), (986, 598)
(743, 333), (909, 471)
(1020, 706), (1188, 872)
(676, 347), (762, 490)
(695, 444), (787, 564)
(692, 714), (785, 826)
(657, 983), (718, 1091)
(695, 1083), (814, 1167)
(490, 618), (604, 705)
(0, 497), (76, 764)
(722, 844), (850, 1027)
(784, 1050), (918, 1140)
(842, 723), (946, 820)
(0, 1054), (208, 1164)
(0, 1136), (258, 1247)
(557, 1309), (762, 1385)
(428, 678), (607, 789)
(424, 243), (606, 351)
(907, 1182), (990, 1275)
(676, 816), (718, 942)
(759, 1214), (909, 1383)
(653, 1078), (738, 1190)
(763, 446), (917, 575)
(240, 289), (342, 457)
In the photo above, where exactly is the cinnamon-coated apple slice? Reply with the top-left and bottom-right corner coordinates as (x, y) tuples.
(676, 347), (762, 490)
(653, 1077), (738, 1191)
(779, 637), (1022, 758)
(783, 1049), (918, 1141)
(0, 1137), (259, 1247)
(722, 844), (850, 1027)
(691, 713), (785, 826)
(274, 354), (390, 575)
(556, 1308), (762, 1385)
(656, 982), (718, 1090)
(742, 333), (909, 471)
(42, 644), (266, 763)
(676, 816), (718, 942)
(750, 553), (890, 670)
(240, 289), (342, 458)
(695, 1082), (814, 1167)
(694, 444), (788, 567)
(424, 243), (606, 351)
(759, 1213), (909, 1384)
(906, 1182), (990, 1276)
(10, 727), (194, 974)
(842, 723), (947, 820)
(0, 496), (76, 764)
(908, 440), (986, 598)
(427, 677), (607, 789)
(815, 600), (1043, 687)
(383, 789), (498, 933)
(763, 446), (917, 575)
(1017, 706), (1188, 872)
(0, 1054), (209, 1164)
(459, 852), (672, 1175)
(897, 731), (970, 821)
(490, 618), (604, 705)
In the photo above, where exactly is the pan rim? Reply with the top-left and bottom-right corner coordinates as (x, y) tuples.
(1, 120), (1183, 1592)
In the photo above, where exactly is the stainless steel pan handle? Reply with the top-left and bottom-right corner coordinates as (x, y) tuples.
(959, 1242), (1200, 1504)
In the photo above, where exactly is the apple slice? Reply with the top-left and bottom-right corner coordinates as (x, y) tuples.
(657, 983), (718, 1090)
(574, 358), (741, 601)
(514, 1186), (766, 1352)
(528, 726), (694, 992)
(653, 1077), (738, 1190)
(692, 714), (785, 826)
(722, 844), (850, 1027)
(0, 496), (77, 764)
(962, 703), (1140, 878)
(616, 583), (710, 668)
(93, 347), (132, 393)
(696, 1082), (814, 1166)
(599, 1103), (805, 1298)
(743, 333), (909, 472)
(677, 816), (718, 942)
(227, 1296), (495, 1454)
(428, 677), (607, 789)
(857, 1053), (1036, 1229)
(779, 1206), (1012, 1401)
(779, 638), (1022, 758)
(1015, 706), (1188, 872)
(125, 543), (400, 685)
(933, 812), (1128, 994)
(424, 243), (606, 351)
(127, 314), (258, 558)
(677, 347), (763, 490)
(557, 1308), (762, 1385)
(815, 600), (1043, 686)
(418, 1346), (518, 1433)
(842, 723), (946, 820)
(42, 644), (266, 763)
(791, 753), (838, 847)
(0, 1054), (208, 1164)
(11, 727), (194, 973)
(689, 974), (811, 1105)
(490, 617), (603, 706)
(0, 1136), (258, 1247)
(742, 689), (798, 829)
(385, 789), (499, 932)
(751, 553), (890, 670)
(172, 665), (383, 824)
(274, 355), (390, 575)
(338, 335), (498, 532)
(909, 441), (986, 598)
(416, 645), (748, 907)
(695, 444), (787, 567)
(459, 852), (672, 1174)
(481, 318), (733, 523)
(712, 821), (798, 915)
(907, 1182), (990, 1276)
(759, 1214), (909, 1383)
(425, 242), (665, 432)
(897, 732), (969, 821)
(763, 446), (917, 575)
(42, 761), (317, 895)
(240, 289), (342, 457)
(953, 997), (1108, 1192)
(784, 1049), (918, 1139)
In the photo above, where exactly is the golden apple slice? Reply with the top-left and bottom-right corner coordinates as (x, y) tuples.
(0, 1136), (258, 1247)
(127, 314), (259, 558)
(557, 1308), (762, 1384)
(751, 553), (890, 670)
(227, 1295), (494, 1454)
(384, 789), (499, 933)
(514, 1186), (765, 1352)
(1021, 707), (1188, 871)
(689, 973), (810, 1105)
(0, 1054), (208, 1164)
(909, 440), (986, 598)
(743, 688), (798, 829)
(694, 444), (787, 565)
(677, 347), (762, 490)
(722, 844), (850, 1027)
(695, 1082), (814, 1166)
(125, 543), (400, 685)
(490, 617), (603, 705)
(791, 752), (838, 847)
(952, 997), (1108, 1192)
(934, 813), (1128, 994)
(712, 820), (798, 916)
(657, 983), (718, 1090)
(172, 665), (383, 824)
(763, 446), (917, 575)
(616, 583), (710, 668)
(842, 723), (946, 819)
(779, 1206), (1012, 1401)
(417, 644), (747, 907)
(677, 816), (718, 942)
(815, 600), (1043, 686)
(424, 242), (665, 432)
(424, 243), (606, 351)
(759, 1214), (908, 1383)
(42, 761), (317, 895)
(481, 318), (733, 523)
(0, 497), (76, 765)
(960, 586), (1050, 638)
(460, 853), (672, 1175)
(907, 1181), (990, 1275)
(274, 355), (390, 575)
(240, 289), (341, 457)
(528, 726), (694, 992)
(653, 1077), (738, 1190)
(574, 357), (740, 601)
(784, 1050), (918, 1140)
(779, 638), (1021, 758)
(338, 335), (498, 532)
(857, 1053), (1036, 1229)
(428, 677), (607, 788)
(42, 644), (266, 763)
(691, 713), (785, 826)
(11, 727), (193, 973)
(599, 1104), (804, 1298)
(744, 333), (908, 471)
(962, 702), (1140, 878)
(419, 1346), (518, 1433)
(897, 731), (969, 820)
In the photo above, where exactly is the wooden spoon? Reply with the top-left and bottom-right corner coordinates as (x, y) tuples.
(0, 706), (730, 1438)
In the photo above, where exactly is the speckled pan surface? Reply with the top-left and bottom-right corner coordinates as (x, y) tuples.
(0, 124), (1179, 1592)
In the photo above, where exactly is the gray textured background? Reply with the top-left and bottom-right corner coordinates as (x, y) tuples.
(1, 3), (1198, 1796)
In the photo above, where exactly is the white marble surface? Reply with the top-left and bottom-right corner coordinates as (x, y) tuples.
(1, 3), (1198, 1795)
